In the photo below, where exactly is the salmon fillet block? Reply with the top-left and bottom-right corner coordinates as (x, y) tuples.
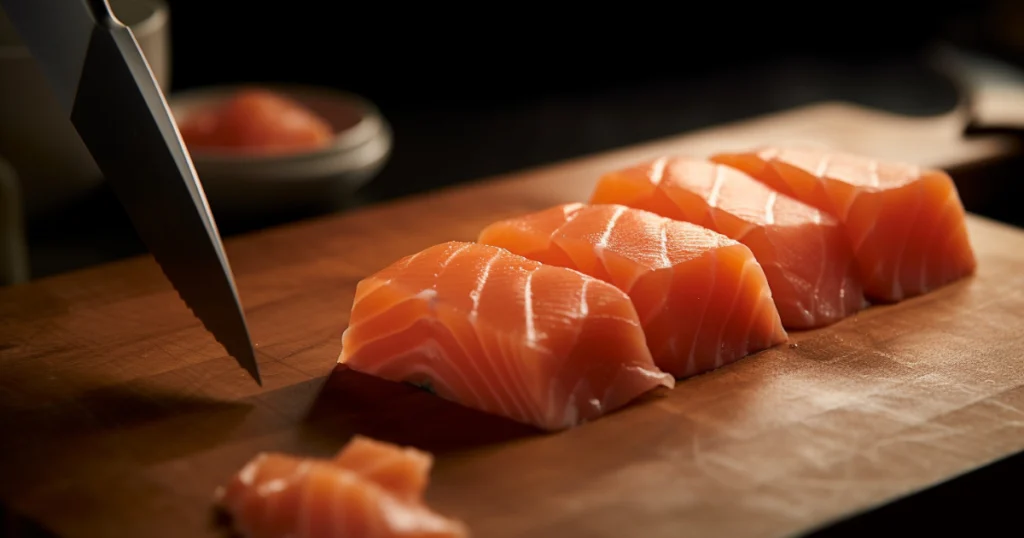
(590, 157), (866, 329)
(338, 241), (675, 431)
(478, 203), (787, 378)
(712, 147), (977, 302)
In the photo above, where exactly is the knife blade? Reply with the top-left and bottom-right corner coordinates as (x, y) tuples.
(1, 0), (261, 385)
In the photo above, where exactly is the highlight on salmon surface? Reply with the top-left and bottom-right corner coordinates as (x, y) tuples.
(177, 88), (334, 155)
(590, 157), (867, 330)
(215, 435), (468, 538)
(478, 203), (788, 378)
(337, 241), (675, 431)
(711, 146), (978, 302)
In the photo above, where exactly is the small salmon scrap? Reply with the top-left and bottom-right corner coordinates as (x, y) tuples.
(215, 435), (469, 538)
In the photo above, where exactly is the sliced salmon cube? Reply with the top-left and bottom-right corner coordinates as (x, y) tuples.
(338, 242), (674, 431)
(712, 147), (977, 302)
(590, 157), (866, 330)
(478, 203), (787, 378)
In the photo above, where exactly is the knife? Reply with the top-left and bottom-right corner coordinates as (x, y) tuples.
(1, 0), (262, 385)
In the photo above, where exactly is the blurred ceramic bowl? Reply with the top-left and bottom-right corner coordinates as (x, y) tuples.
(167, 84), (393, 219)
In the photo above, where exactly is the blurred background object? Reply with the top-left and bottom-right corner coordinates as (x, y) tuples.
(0, 154), (28, 285)
(2, 0), (1024, 280)
(0, 0), (169, 218)
(167, 84), (392, 221)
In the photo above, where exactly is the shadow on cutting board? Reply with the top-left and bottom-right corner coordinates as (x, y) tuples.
(0, 381), (253, 487)
(0, 504), (59, 538)
(300, 365), (541, 455)
(0, 382), (253, 538)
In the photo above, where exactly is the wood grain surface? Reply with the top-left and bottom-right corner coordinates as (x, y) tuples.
(2, 101), (1024, 538)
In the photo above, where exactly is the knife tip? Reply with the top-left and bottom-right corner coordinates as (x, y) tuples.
(235, 345), (263, 387)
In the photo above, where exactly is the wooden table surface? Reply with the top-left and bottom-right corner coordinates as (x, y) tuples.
(2, 101), (1024, 538)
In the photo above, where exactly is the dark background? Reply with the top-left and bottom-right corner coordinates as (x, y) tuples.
(7, 1), (1024, 536)
(161, 0), (1014, 203)
(26, 0), (1024, 278)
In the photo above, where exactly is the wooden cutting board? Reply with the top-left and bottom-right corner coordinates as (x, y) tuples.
(2, 101), (1024, 538)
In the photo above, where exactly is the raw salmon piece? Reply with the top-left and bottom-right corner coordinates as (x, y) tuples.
(711, 147), (977, 302)
(178, 88), (334, 155)
(478, 203), (787, 378)
(215, 437), (468, 538)
(331, 436), (432, 502)
(590, 157), (866, 330)
(338, 241), (675, 431)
